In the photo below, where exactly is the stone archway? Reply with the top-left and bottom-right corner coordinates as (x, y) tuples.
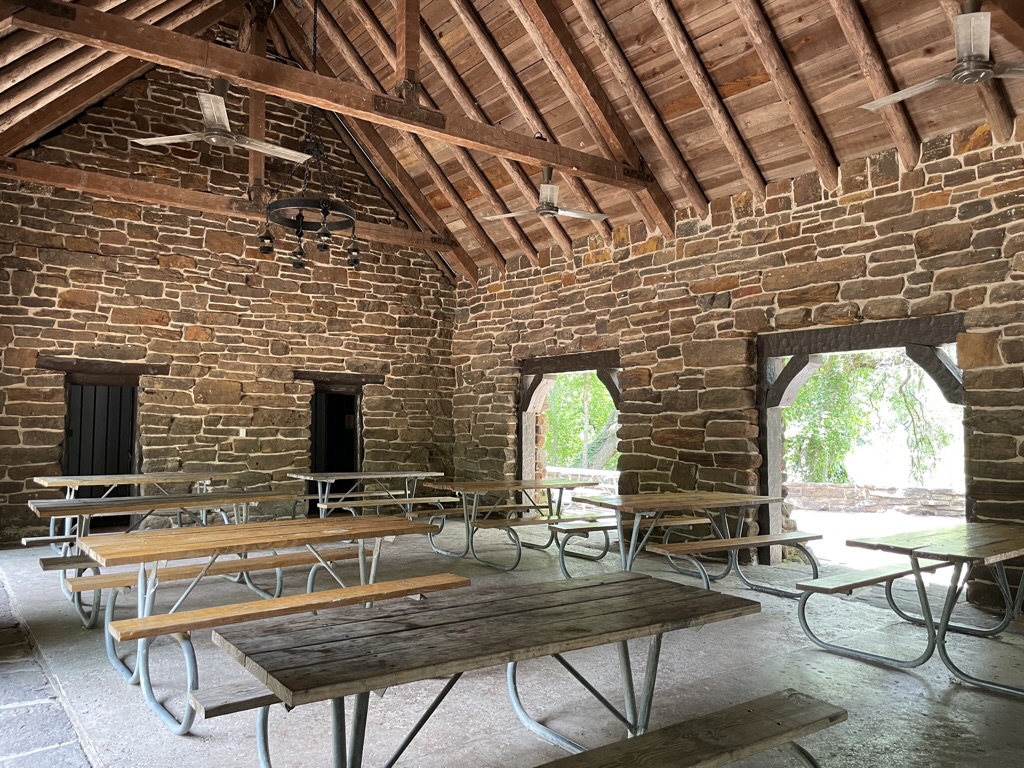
(517, 350), (622, 481)
(755, 314), (966, 564)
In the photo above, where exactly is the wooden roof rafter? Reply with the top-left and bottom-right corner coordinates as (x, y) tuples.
(446, 0), (614, 244)
(512, 0), (680, 232)
(730, 0), (840, 190)
(239, 0), (268, 200)
(296, 0), (510, 271)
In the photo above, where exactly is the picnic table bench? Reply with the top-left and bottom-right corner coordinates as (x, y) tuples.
(318, 495), (460, 515)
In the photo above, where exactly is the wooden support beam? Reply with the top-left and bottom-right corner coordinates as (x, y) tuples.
(569, 0), (710, 215)
(513, 0), (677, 233)
(240, 1), (269, 200)
(392, 0), (418, 90)
(447, 0), (613, 242)
(826, 0), (920, 170)
(990, 0), (1024, 54)
(938, 0), (1014, 143)
(646, 0), (767, 199)
(272, 9), (473, 282)
(905, 344), (964, 405)
(730, 0), (840, 190)
(305, 2), (506, 271)
(4, 0), (651, 189)
(0, 156), (456, 252)
(0, 0), (243, 156)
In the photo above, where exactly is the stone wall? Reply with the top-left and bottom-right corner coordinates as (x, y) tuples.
(0, 66), (457, 540)
(451, 121), (1024, 545)
(786, 482), (966, 518)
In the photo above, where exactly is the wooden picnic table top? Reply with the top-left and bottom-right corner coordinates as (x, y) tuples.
(573, 491), (783, 515)
(288, 471), (445, 483)
(847, 522), (1024, 566)
(213, 571), (760, 707)
(27, 489), (298, 520)
(423, 478), (600, 493)
(32, 471), (241, 489)
(78, 515), (438, 567)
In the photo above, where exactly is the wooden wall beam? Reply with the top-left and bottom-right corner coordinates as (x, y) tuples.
(0, 0), (243, 156)
(5, 0), (652, 189)
(730, 0), (840, 189)
(827, 0), (920, 170)
(570, 0), (710, 214)
(512, 0), (674, 234)
(646, 0), (767, 200)
(447, 0), (613, 243)
(306, 1), (508, 271)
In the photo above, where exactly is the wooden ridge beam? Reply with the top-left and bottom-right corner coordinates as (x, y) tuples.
(513, 0), (677, 233)
(939, 0), (1014, 143)
(0, 0), (243, 156)
(338, 0), (544, 267)
(569, 0), (709, 215)
(826, 0), (919, 170)
(272, 9), (473, 282)
(305, 2), (506, 271)
(4, 0), (652, 189)
(447, 0), (612, 242)
(646, 0), (766, 200)
(0, 156), (456, 252)
(730, 0), (840, 190)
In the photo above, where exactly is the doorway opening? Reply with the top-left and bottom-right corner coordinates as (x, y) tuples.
(307, 388), (360, 516)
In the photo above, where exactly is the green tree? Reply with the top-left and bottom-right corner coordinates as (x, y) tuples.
(544, 372), (619, 469)
(784, 350), (957, 484)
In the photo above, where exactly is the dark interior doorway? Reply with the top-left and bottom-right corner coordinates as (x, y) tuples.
(308, 389), (360, 515)
(65, 377), (138, 529)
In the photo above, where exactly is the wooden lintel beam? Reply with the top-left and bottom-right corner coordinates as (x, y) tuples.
(826, 0), (920, 170)
(569, 0), (710, 215)
(730, 0), (840, 190)
(0, 157), (458, 253)
(4, 0), (651, 189)
(273, 9), (475, 282)
(0, 0), (245, 157)
(392, 0), (418, 90)
(939, 0), (1014, 143)
(646, 0), (767, 200)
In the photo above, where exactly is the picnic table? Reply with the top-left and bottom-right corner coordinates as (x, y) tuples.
(421, 477), (599, 570)
(287, 470), (445, 517)
(846, 522), (1024, 697)
(212, 571), (760, 767)
(77, 514), (442, 734)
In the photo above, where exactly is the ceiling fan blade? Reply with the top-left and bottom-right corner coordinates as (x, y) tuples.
(197, 92), (231, 132)
(556, 208), (609, 221)
(954, 11), (991, 62)
(993, 62), (1024, 79)
(482, 210), (535, 221)
(232, 136), (312, 163)
(539, 182), (559, 207)
(860, 75), (953, 111)
(131, 132), (207, 146)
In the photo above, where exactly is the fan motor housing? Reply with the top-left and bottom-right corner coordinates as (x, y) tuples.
(952, 57), (993, 85)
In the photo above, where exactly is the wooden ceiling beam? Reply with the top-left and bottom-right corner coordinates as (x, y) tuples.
(447, 0), (613, 243)
(337, 0), (545, 267)
(413, 11), (572, 259)
(272, 8), (474, 283)
(306, 1), (508, 271)
(0, 0), (123, 69)
(4, 0), (652, 190)
(569, 0), (710, 215)
(239, 1), (268, 200)
(730, 0), (840, 190)
(392, 0), (418, 91)
(513, 0), (677, 233)
(826, 0), (920, 170)
(646, 0), (767, 200)
(0, 0), (243, 156)
(989, 0), (1024, 54)
(0, 156), (454, 252)
(331, 0), (540, 268)
(939, 0), (1014, 142)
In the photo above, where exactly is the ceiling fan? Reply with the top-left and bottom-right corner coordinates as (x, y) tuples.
(483, 166), (608, 221)
(130, 79), (312, 164)
(862, 7), (1024, 112)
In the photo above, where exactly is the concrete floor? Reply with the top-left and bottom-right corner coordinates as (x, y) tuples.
(2, 524), (1024, 768)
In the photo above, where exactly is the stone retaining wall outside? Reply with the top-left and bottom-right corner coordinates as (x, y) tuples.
(785, 482), (966, 518)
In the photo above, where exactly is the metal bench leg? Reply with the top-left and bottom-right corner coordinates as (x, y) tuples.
(556, 530), (611, 579)
(137, 632), (199, 735)
(104, 586), (141, 684)
(70, 565), (102, 629)
(256, 705), (274, 768)
(784, 741), (822, 767)
(469, 525), (523, 571)
(733, 542), (819, 599)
